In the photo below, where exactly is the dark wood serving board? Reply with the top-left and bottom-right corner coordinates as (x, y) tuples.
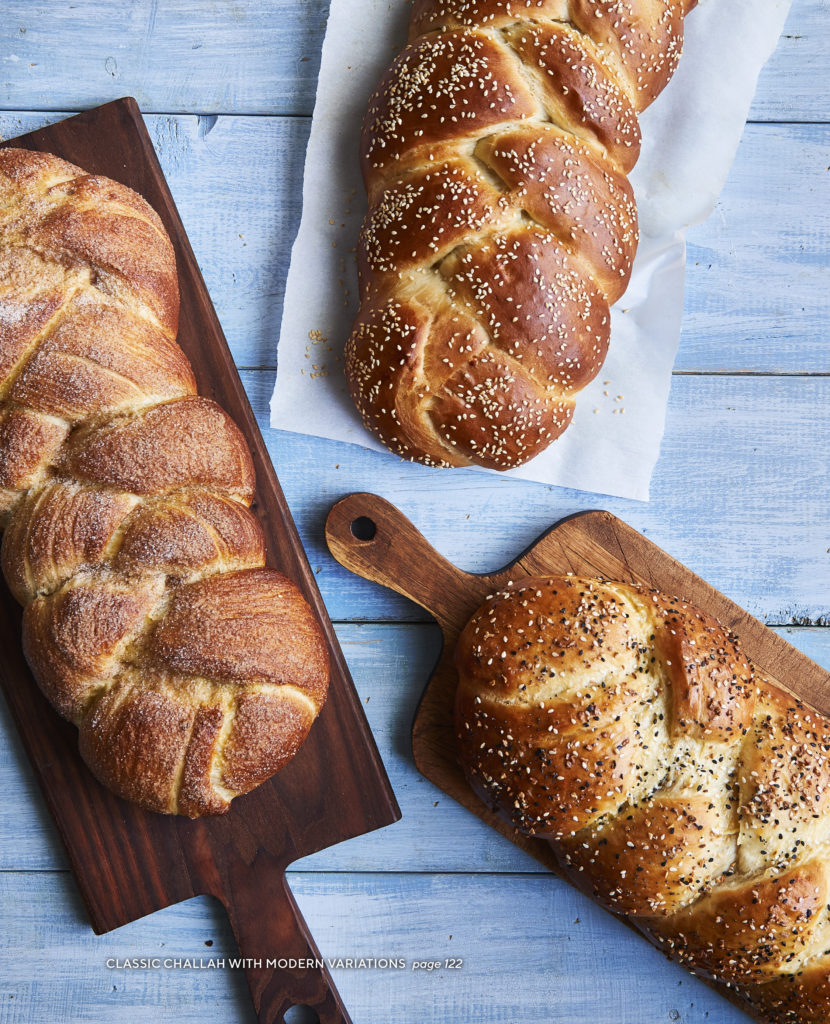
(0, 100), (400, 1024)
(326, 492), (830, 1023)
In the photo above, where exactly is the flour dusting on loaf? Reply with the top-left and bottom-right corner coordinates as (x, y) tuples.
(455, 576), (830, 1022)
(346, 0), (698, 469)
(0, 147), (329, 817)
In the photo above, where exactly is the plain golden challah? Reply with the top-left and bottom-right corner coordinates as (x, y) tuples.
(0, 147), (329, 817)
(455, 575), (830, 1023)
(346, 0), (697, 469)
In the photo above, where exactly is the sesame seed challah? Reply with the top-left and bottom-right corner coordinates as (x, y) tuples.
(346, 0), (698, 469)
(455, 576), (830, 1022)
(0, 147), (329, 817)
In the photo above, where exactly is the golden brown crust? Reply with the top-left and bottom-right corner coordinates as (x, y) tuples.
(1, 147), (329, 817)
(361, 30), (539, 187)
(748, 953), (830, 1024)
(0, 406), (69, 505)
(147, 568), (329, 705)
(177, 703), (231, 818)
(476, 127), (638, 304)
(649, 589), (755, 742)
(78, 681), (198, 816)
(655, 863), (830, 985)
(0, 147), (84, 199)
(0, 248), (67, 386)
(1, 483), (140, 604)
(22, 573), (165, 721)
(221, 688), (317, 794)
(9, 301), (197, 421)
(347, 0), (692, 469)
(562, 791), (735, 917)
(410, 0), (691, 111)
(73, 569), (329, 818)
(454, 575), (830, 1020)
(505, 23), (642, 172)
(738, 692), (830, 874)
(569, 0), (686, 111)
(65, 396), (256, 501)
(114, 490), (266, 579)
(410, 0), (570, 39)
(28, 175), (179, 337)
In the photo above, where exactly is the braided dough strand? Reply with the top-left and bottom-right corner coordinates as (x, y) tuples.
(0, 148), (329, 817)
(455, 576), (830, 1021)
(346, 0), (696, 469)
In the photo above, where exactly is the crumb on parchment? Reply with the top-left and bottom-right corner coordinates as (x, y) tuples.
(304, 329), (335, 378)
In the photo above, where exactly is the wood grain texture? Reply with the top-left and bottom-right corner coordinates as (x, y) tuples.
(0, 0), (824, 122)
(682, 121), (830, 371)
(258, 371), (830, 626)
(325, 494), (830, 1024)
(2, 870), (751, 1024)
(1, 0), (829, 1021)
(4, 623), (829, 875)
(0, 0), (329, 117)
(0, 101), (398, 1024)
(4, 112), (826, 374)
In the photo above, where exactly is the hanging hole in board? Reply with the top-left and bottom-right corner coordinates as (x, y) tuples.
(283, 1007), (321, 1024)
(350, 516), (377, 542)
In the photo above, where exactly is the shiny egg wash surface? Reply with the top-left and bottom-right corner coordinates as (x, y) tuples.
(454, 575), (830, 1020)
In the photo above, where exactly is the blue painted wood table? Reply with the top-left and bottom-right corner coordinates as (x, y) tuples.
(1, 3), (828, 1022)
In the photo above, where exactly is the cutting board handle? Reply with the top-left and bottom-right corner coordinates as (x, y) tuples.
(219, 854), (351, 1024)
(326, 493), (488, 633)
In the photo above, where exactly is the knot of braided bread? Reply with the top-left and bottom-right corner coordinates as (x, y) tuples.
(0, 148), (329, 817)
(346, 0), (696, 470)
(455, 576), (830, 1022)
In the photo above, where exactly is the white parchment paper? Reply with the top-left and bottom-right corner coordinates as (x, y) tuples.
(270, 0), (793, 501)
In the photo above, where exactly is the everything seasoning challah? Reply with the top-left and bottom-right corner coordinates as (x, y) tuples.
(346, 0), (697, 469)
(0, 147), (329, 817)
(455, 576), (830, 1023)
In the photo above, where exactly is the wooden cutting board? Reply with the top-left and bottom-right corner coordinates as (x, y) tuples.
(326, 492), (830, 1023)
(0, 100), (400, 1024)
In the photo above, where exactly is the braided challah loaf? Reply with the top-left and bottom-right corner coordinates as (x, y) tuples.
(0, 147), (329, 817)
(346, 0), (697, 469)
(455, 576), (830, 1022)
